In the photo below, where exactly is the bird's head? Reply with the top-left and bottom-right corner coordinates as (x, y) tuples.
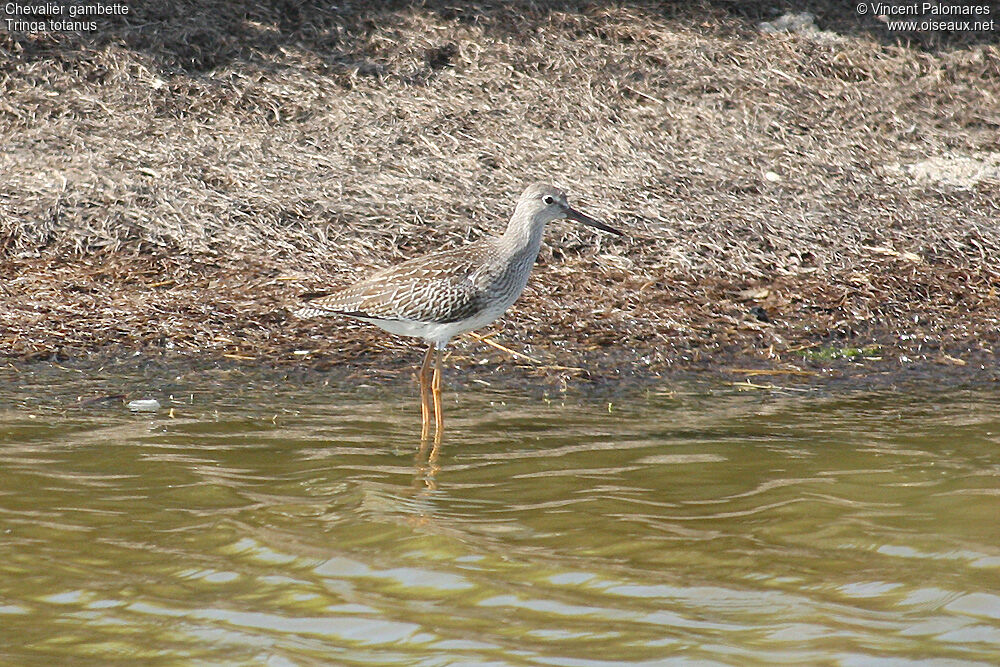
(516, 182), (622, 236)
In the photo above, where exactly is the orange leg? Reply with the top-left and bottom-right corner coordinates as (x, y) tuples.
(418, 344), (434, 441)
(431, 347), (444, 446)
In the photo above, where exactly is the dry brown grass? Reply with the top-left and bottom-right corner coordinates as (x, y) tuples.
(2, 1), (999, 379)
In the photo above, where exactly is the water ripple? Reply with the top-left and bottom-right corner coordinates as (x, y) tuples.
(1, 370), (999, 664)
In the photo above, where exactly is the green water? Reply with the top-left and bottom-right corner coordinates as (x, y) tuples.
(2, 364), (999, 665)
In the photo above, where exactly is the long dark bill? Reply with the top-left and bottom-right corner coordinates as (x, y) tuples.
(564, 206), (623, 236)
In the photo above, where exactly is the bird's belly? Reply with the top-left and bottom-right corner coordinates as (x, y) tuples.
(353, 258), (533, 347)
(358, 301), (509, 347)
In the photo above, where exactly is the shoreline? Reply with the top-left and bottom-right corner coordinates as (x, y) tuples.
(6, 349), (998, 404)
(5, 254), (998, 378)
(5, 253), (998, 394)
(2, 2), (998, 384)
(5, 253), (998, 390)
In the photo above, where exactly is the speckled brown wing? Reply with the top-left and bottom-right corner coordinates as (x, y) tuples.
(298, 245), (491, 324)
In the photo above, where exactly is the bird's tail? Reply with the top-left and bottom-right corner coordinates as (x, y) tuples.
(294, 289), (340, 319)
(293, 305), (337, 319)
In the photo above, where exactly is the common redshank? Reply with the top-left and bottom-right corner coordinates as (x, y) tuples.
(295, 182), (622, 442)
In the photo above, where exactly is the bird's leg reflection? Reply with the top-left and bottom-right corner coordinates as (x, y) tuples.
(416, 344), (444, 489)
(418, 344), (434, 441)
(415, 437), (441, 490)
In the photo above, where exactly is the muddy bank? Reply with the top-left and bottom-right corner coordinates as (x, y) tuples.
(4, 340), (998, 408)
(4, 252), (998, 388)
(2, 1), (998, 382)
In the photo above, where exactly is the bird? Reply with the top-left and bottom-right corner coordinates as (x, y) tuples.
(295, 182), (622, 443)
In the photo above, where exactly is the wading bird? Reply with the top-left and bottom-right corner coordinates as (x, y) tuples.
(295, 182), (622, 443)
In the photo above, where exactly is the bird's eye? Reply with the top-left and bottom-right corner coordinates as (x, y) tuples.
(543, 195), (555, 205)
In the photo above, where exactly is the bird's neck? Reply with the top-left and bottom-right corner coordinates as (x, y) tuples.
(499, 210), (545, 258)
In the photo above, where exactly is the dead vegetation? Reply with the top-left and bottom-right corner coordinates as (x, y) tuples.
(1, 1), (998, 380)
